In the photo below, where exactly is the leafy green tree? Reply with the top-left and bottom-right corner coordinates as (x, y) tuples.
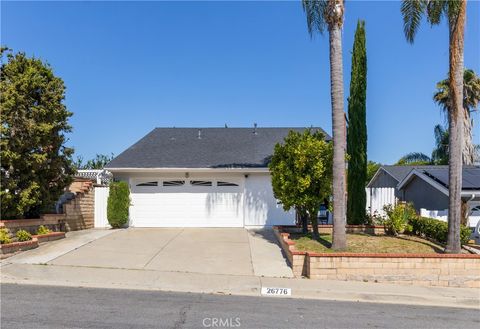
(107, 181), (130, 228)
(366, 161), (381, 185)
(302, 0), (347, 250)
(347, 20), (367, 225)
(1, 49), (74, 219)
(434, 69), (480, 165)
(269, 130), (333, 240)
(401, 0), (467, 253)
(74, 153), (115, 170)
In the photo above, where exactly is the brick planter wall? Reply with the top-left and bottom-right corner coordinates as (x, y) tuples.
(307, 253), (480, 288)
(33, 232), (66, 243)
(0, 238), (39, 256)
(0, 214), (65, 234)
(274, 226), (480, 288)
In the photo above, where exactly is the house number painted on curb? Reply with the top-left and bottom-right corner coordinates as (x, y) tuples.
(261, 287), (291, 296)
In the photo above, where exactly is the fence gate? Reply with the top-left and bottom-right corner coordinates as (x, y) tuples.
(94, 186), (110, 228)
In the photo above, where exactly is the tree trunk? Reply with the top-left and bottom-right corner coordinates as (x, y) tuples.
(296, 208), (309, 234)
(461, 200), (469, 227)
(462, 108), (474, 165)
(310, 212), (320, 240)
(329, 23), (347, 250)
(445, 0), (466, 254)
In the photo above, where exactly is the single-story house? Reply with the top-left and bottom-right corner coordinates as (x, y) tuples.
(367, 165), (480, 227)
(105, 127), (330, 228)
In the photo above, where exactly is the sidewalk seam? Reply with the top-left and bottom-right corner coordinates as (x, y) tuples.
(142, 228), (184, 268)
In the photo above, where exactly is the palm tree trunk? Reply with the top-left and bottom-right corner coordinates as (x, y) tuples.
(462, 108), (474, 165)
(329, 23), (347, 250)
(446, 0), (466, 254)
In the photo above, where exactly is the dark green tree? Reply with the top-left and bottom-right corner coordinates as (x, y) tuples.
(269, 130), (333, 240)
(346, 20), (367, 225)
(0, 49), (74, 218)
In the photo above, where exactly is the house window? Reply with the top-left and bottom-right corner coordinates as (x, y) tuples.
(190, 180), (212, 186)
(217, 181), (239, 187)
(163, 180), (185, 187)
(136, 181), (158, 187)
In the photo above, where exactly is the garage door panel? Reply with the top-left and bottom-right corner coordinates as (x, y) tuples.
(130, 179), (244, 227)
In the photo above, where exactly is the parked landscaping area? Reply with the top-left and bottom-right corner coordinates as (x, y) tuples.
(291, 233), (450, 254)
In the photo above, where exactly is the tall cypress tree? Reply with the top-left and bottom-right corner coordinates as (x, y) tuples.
(347, 20), (367, 224)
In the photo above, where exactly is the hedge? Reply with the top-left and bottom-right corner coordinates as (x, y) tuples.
(409, 216), (471, 245)
(107, 181), (130, 228)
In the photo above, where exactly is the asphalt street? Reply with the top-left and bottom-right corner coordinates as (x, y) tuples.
(1, 284), (478, 329)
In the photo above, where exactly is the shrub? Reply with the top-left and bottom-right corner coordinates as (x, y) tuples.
(36, 225), (51, 235)
(409, 216), (471, 245)
(107, 181), (130, 228)
(365, 210), (386, 226)
(0, 228), (12, 244)
(16, 229), (32, 242)
(383, 203), (416, 236)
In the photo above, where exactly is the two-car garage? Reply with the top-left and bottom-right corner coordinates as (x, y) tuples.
(130, 176), (245, 227)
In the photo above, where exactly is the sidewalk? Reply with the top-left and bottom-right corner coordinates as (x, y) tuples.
(2, 262), (479, 310)
(1, 229), (116, 265)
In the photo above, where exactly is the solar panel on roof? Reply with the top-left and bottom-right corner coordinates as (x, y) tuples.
(463, 168), (480, 189)
(422, 167), (480, 190)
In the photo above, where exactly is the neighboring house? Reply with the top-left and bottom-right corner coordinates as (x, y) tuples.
(105, 127), (330, 228)
(367, 165), (480, 227)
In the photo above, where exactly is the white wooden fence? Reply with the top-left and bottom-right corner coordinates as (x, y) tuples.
(94, 186), (110, 228)
(421, 207), (480, 228)
(366, 187), (396, 217)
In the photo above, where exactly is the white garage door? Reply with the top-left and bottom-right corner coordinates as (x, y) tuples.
(130, 178), (244, 227)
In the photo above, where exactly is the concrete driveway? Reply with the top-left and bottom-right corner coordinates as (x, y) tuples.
(18, 228), (293, 277)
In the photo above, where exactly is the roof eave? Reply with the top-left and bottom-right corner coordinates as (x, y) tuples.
(106, 167), (270, 173)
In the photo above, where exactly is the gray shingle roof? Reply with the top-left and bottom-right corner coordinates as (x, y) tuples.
(106, 127), (331, 169)
(379, 165), (480, 189)
(381, 165), (446, 182)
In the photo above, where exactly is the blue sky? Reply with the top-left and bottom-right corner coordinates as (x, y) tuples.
(2, 0), (479, 164)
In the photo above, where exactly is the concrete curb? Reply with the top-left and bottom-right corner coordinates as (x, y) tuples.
(1, 263), (478, 310)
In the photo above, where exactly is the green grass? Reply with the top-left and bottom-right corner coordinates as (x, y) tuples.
(290, 233), (446, 254)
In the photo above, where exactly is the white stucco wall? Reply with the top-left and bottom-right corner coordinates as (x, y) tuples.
(111, 171), (295, 227)
(243, 173), (295, 227)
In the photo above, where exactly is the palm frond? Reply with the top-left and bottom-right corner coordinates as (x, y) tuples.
(432, 124), (449, 164)
(302, 0), (327, 37)
(401, 0), (427, 43)
(474, 144), (480, 165)
(463, 69), (480, 111)
(433, 124), (447, 146)
(426, 0), (446, 25)
(447, 0), (462, 28)
(396, 152), (432, 165)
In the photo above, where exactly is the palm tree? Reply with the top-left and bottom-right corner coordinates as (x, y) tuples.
(397, 125), (449, 165)
(434, 69), (480, 165)
(302, 0), (346, 250)
(401, 0), (467, 253)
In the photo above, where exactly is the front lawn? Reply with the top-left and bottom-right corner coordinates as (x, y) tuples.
(290, 233), (448, 254)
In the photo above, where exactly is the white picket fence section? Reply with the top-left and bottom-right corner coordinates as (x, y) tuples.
(94, 186), (110, 228)
(420, 209), (448, 221)
(421, 207), (480, 228)
(366, 187), (396, 216)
